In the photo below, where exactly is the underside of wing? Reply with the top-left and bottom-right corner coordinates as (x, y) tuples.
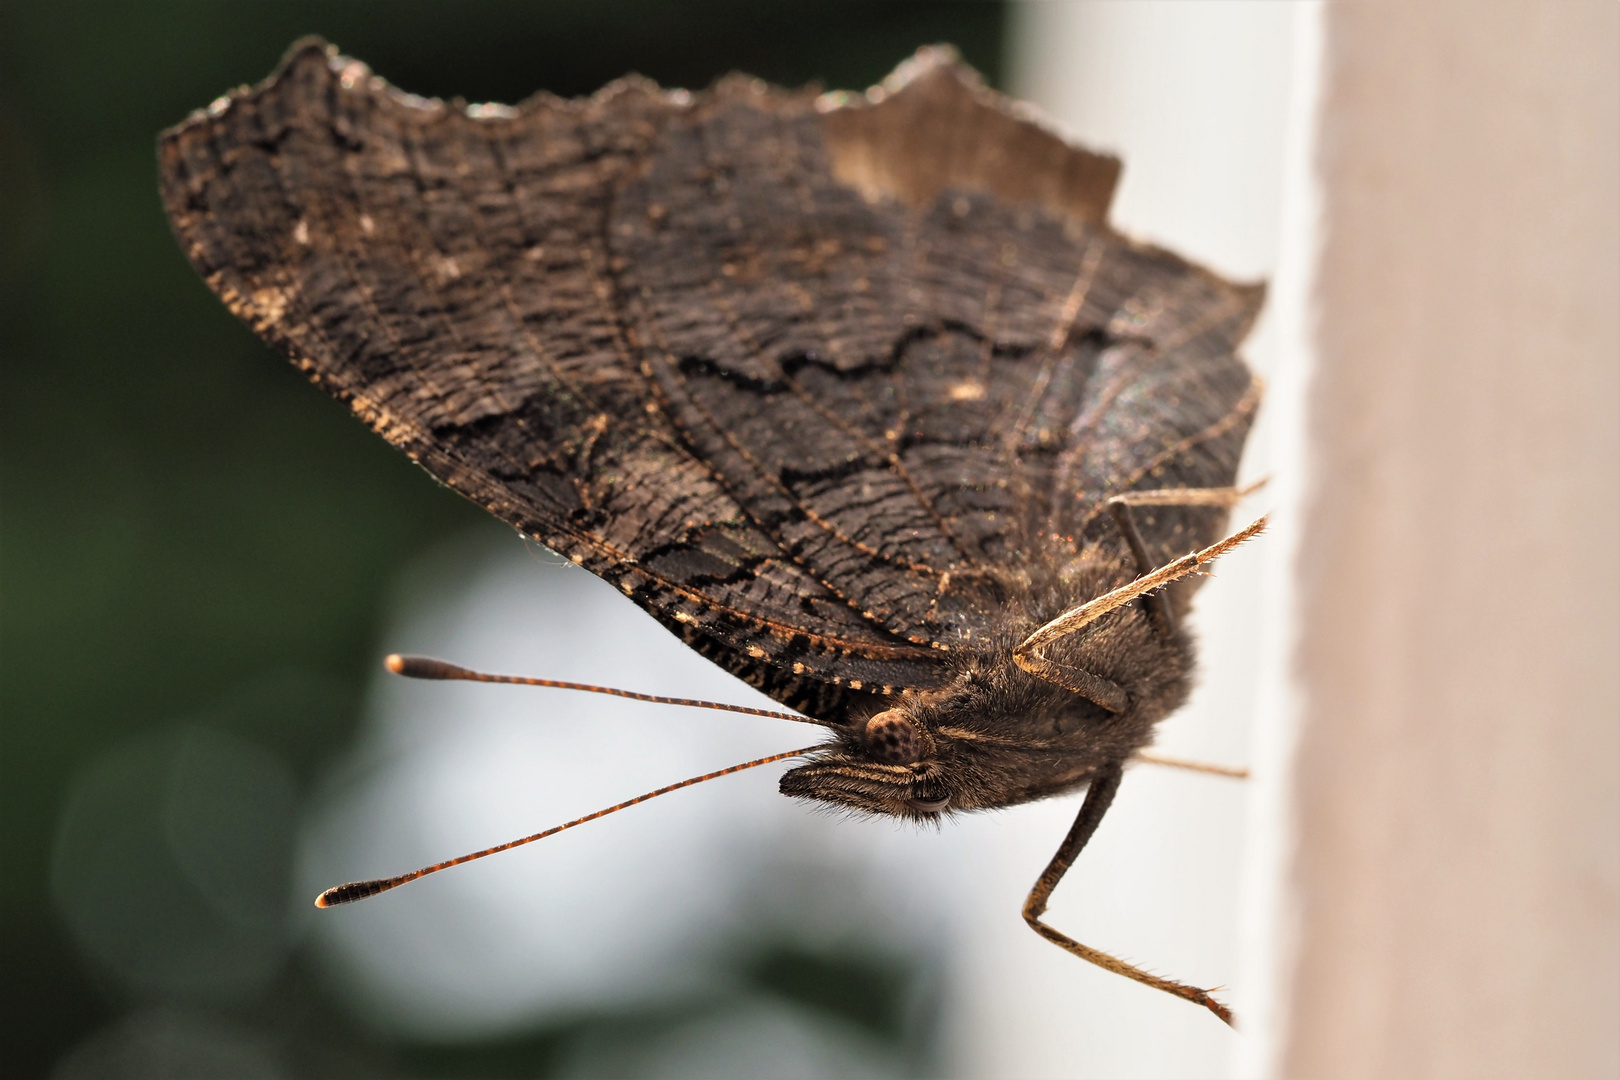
(158, 40), (1261, 718)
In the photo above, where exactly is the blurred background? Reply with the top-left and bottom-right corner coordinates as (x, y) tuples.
(0, 2), (1409, 1078)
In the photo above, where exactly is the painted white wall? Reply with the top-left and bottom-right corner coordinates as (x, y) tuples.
(1284, 5), (1619, 1077)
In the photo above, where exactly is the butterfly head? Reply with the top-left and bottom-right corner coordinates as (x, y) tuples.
(778, 681), (1108, 819)
(777, 699), (956, 819)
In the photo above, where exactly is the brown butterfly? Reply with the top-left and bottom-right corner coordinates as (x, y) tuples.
(159, 39), (1265, 1024)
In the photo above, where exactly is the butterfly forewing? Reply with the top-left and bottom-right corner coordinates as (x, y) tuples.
(158, 39), (1260, 719)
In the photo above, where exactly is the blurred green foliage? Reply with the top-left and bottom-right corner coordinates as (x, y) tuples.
(0, 2), (1003, 1075)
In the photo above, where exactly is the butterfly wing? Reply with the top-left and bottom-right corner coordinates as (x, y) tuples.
(159, 41), (1259, 718)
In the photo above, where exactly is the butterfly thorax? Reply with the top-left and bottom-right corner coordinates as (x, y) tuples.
(779, 549), (1195, 819)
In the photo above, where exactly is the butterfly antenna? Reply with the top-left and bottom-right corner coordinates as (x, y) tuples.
(386, 654), (833, 728)
(314, 744), (821, 908)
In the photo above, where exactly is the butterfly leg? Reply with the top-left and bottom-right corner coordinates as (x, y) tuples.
(1106, 498), (1176, 634)
(1105, 482), (1265, 635)
(1008, 649), (1129, 712)
(1023, 761), (1235, 1026)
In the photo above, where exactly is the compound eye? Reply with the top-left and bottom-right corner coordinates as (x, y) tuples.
(863, 709), (922, 765)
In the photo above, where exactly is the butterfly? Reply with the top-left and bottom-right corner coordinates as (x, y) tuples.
(159, 39), (1265, 1024)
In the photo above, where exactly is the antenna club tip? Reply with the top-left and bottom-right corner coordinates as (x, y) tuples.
(386, 654), (467, 680)
(313, 891), (333, 908)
